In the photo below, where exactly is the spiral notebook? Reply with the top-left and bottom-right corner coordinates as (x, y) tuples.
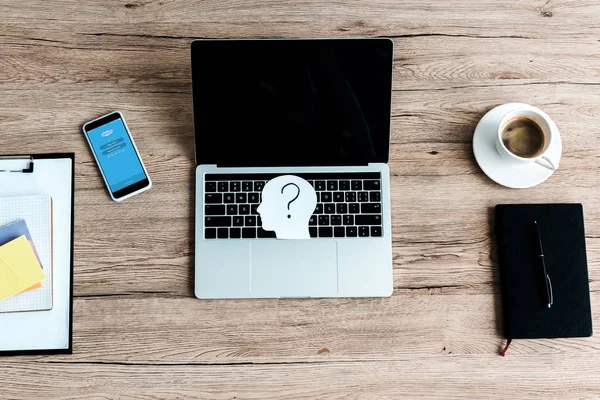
(0, 195), (53, 313)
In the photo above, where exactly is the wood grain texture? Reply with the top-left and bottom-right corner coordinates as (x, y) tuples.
(1, 0), (600, 398)
(2, 355), (600, 400)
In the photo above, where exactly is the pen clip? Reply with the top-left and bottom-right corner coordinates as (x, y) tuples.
(547, 275), (553, 308)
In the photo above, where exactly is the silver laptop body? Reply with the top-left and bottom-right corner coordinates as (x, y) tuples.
(192, 38), (394, 299)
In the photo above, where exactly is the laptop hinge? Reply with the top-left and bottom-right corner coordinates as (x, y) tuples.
(213, 162), (370, 168)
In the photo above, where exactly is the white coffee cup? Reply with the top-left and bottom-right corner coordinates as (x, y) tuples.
(495, 108), (559, 171)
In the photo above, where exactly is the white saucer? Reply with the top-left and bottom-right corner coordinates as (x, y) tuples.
(472, 103), (562, 189)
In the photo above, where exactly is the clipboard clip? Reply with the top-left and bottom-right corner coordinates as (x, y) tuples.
(0, 156), (34, 173)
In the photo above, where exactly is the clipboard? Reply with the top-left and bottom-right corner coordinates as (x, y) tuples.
(0, 153), (74, 355)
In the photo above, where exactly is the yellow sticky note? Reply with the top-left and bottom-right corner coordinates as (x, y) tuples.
(0, 235), (46, 301)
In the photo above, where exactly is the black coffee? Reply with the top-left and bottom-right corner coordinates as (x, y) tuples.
(501, 117), (546, 158)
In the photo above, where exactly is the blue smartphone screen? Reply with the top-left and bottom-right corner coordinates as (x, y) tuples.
(86, 118), (147, 192)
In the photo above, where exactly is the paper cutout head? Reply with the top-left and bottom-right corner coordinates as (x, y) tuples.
(257, 175), (317, 239)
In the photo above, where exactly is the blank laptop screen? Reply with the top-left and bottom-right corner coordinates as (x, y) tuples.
(191, 38), (393, 167)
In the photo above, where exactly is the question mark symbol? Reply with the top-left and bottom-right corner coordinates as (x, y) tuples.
(281, 183), (300, 219)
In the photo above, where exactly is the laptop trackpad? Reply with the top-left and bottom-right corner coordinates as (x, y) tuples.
(250, 241), (338, 297)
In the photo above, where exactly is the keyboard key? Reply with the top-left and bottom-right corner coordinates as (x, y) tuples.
(318, 215), (330, 225)
(205, 193), (222, 203)
(334, 227), (345, 237)
(205, 216), (231, 227)
(257, 228), (276, 238)
(339, 180), (350, 191)
(358, 192), (369, 202)
(205, 182), (217, 192)
(233, 216), (244, 226)
(363, 180), (381, 190)
(346, 226), (358, 237)
(205, 205), (225, 215)
(223, 193), (235, 203)
(321, 192), (332, 202)
(251, 204), (259, 215)
(227, 204), (238, 215)
(205, 228), (217, 239)
(349, 203), (360, 213)
(218, 182), (228, 192)
(236, 193), (247, 203)
(361, 203), (381, 214)
(315, 192), (320, 202)
(245, 216), (256, 226)
(336, 203), (348, 214)
(343, 215), (354, 225)
(355, 215), (382, 225)
(331, 215), (342, 226)
(359, 226), (369, 237)
(371, 226), (382, 237)
(345, 192), (356, 202)
(370, 192), (381, 202)
(242, 181), (253, 192)
(254, 181), (265, 192)
(351, 180), (362, 190)
(309, 216), (317, 226)
(314, 204), (323, 214)
(324, 204), (335, 214)
(333, 192), (344, 202)
(309, 227), (318, 238)
(308, 180), (314, 188)
(248, 193), (260, 203)
(230, 182), (241, 192)
(319, 227), (333, 237)
(217, 228), (228, 239)
(239, 204), (250, 215)
(257, 216), (262, 226)
(230, 228), (241, 238)
(327, 181), (338, 191)
(242, 228), (256, 238)
(315, 181), (326, 191)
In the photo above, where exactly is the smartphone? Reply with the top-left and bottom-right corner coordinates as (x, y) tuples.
(82, 111), (152, 202)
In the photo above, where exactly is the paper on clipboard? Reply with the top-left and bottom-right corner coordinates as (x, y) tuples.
(0, 155), (73, 354)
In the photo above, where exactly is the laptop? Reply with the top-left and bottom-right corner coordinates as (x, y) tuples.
(192, 38), (394, 299)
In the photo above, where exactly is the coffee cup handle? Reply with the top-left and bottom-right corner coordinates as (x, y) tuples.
(535, 155), (558, 171)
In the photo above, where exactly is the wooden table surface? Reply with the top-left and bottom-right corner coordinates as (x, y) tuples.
(1, 1), (600, 398)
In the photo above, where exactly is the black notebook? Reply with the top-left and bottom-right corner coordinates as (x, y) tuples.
(496, 204), (593, 339)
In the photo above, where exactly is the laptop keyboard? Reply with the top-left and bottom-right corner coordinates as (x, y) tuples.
(203, 172), (383, 239)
